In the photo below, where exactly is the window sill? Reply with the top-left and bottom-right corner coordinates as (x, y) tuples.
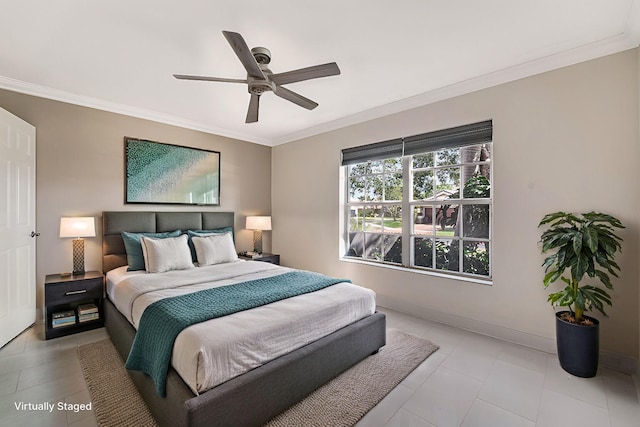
(339, 257), (493, 286)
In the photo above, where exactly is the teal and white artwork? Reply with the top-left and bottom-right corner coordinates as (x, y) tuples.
(125, 138), (220, 205)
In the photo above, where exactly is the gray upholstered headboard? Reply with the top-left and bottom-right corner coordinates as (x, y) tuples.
(102, 211), (234, 273)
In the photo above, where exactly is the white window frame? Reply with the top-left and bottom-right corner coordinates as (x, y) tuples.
(341, 124), (493, 283)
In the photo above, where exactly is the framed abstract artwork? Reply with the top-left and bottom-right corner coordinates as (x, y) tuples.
(124, 137), (220, 206)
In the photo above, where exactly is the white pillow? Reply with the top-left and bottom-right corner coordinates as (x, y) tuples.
(140, 234), (194, 273)
(192, 232), (238, 266)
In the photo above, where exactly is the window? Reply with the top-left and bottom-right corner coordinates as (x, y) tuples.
(342, 121), (492, 280)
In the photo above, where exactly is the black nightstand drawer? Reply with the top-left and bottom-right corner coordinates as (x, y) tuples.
(45, 277), (103, 305)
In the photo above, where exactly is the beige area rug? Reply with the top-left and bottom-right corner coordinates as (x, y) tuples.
(78, 329), (439, 427)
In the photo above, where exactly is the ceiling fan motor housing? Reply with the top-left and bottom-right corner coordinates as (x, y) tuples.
(248, 77), (275, 95)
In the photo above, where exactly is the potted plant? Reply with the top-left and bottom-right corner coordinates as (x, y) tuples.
(538, 211), (624, 377)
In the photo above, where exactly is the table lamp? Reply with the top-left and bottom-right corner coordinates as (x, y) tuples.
(245, 216), (271, 254)
(59, 216), (96, 275)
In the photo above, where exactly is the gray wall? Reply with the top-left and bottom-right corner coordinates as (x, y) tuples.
(0, 88), (272, 320)
(272, 49), (640, 364)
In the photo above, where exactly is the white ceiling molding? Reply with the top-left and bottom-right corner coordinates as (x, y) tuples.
(0, 75), (273, 146)
(272, 32), (640, 146)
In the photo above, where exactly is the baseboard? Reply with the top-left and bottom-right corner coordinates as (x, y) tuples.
(380, 304), (638, 375)
(601, 351), (639, 375)
(632, 373), (640, 403)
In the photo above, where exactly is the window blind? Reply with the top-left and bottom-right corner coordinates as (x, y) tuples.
(341, 120), (492, 165)
(341, 138), (403, 166)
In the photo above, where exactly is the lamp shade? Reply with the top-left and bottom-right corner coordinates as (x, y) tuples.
(245, 216), (271, 231)
(59, 217), (96, 238)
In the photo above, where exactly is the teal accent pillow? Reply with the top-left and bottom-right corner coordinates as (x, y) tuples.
(122, 230), (182, 271)
(186, 227), (234, 262)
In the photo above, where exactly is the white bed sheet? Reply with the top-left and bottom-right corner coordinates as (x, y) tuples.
(106, 261), (376, 395)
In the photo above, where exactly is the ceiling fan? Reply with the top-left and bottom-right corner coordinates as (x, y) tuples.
(174, 31), (341, 123)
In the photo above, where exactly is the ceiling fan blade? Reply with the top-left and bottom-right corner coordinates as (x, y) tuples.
(246, 94), (260, 123)
(274, 85), (318, 110)
(222, 31), (265, 80)
(173, 74), (247, 84)
(270, 62), (341, 85)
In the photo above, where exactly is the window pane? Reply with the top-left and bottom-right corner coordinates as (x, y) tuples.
(461, 144), (490, 163)
(382, 205), (402, 233)
(412, 153), (434, 169)
(383, 235), (402, 263)
(346, 231), (363, 257)
(462, 204), (490, 238)
(362, 206), (382, 232)
(435, 167), (460, 195)
(349, 176), (365, 202)
(413, 206), (435, 236)
(384, 158), (402, 172)
(435, 204), (458, 237)
(383, 172), (403, 201)
(414, 237), (433, 268)
(349, 163), (371, 176)
(413, 170), (434, 200)
(436, 148), (460, 166)
(365, 176), (383, 201)
(463, 241), (490, 276)
(462, 173), (491, 199)
(349, 207), (364, 232)
(364, 233), (382, 261)
(370, 160), (383, 174)
(435, 239), (459, 271)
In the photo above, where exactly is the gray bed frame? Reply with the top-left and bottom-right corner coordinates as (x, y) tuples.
(102, 211), (386, 427)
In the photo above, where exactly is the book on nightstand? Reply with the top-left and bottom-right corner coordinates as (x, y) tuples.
(78, 303), (98, 315)
(52, 310), (76, 328)
(79, 312), (100, 323)
(78, 303), (99, 322)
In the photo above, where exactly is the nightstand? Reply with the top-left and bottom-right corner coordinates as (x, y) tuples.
(44, 271), (104, 340)
(238, 253), (280, 265)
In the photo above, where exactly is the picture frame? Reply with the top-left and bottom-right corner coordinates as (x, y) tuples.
(124, 137), (220, 206)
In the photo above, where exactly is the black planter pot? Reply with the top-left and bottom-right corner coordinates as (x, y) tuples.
(555, 311), (600, 377)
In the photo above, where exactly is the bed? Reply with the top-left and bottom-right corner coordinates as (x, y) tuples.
(102, 211), (386, 427)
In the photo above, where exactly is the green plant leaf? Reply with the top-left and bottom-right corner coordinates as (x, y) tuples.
(571, 254), (589, 282)
(572, 231), (583, 257)
(543, 269), (562, 287)
(541, 254), (557, 272)
(583, 212), (625, 229)
(580, 285), (612, 317)
(594, 270), (613, 289)
(582, 227), (598, 253)
(539, 212), (568, 226)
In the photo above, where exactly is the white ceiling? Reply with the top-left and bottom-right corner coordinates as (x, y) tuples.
(1, 1), (639, 146)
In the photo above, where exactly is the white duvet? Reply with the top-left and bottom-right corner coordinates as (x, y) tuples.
(106, 261), (376, 395)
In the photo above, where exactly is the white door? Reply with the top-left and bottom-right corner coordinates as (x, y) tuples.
(0, 107), (36, 348)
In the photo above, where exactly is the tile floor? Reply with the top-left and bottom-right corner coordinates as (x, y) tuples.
(0, 308), (639, 427)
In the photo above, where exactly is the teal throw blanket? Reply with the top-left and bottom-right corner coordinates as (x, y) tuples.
(125, 271), (349, 396)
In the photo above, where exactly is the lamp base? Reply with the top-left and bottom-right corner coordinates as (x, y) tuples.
(72, 238), (85, 275)
(253, 230), (263, 254)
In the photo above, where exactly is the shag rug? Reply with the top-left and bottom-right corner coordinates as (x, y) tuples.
(78, 329), (438, 427)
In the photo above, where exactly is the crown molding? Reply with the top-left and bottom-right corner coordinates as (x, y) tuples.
(1, 29), (638, 148)
(0, 76), (272, 146)
(272, 33), (640, 146)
